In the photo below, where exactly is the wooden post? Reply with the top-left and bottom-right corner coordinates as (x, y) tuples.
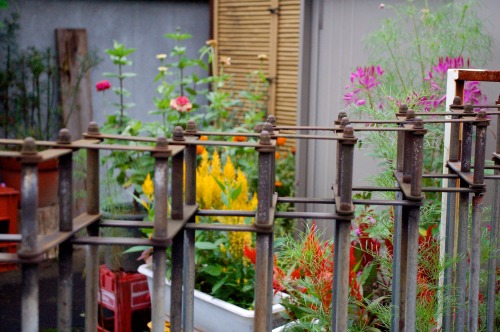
(55, 29), (93, 138)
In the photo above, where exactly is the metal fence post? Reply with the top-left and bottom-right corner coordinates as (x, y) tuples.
(151, 137), (170, 332)
(254, 130), (275, 332)
(85, 122), (100, 332)
(486, 94), (500, 332)
(57, 129), (74, 332)
(404, 118), (425, 332)
(332, 125), (356, 332)
(183, 120), (198, 332)
(170, 127), (185, 332)
(468, 111), (488, 332)
(19, 138), (40, 332)
(455, 105), (474, 332)
(391, 105), (407, 332)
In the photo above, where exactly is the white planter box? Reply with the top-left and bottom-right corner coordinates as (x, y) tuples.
(138, 264), (287, 332)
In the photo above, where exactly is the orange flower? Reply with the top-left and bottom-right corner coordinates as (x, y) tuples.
(276, 137), (286, 146)
(199, 135), (208, 141)
(196, 145), (205, 155)
(275, 181), (283, 187)
(291, 146), (296, 155)
(233, 135), (247, 142)
(275, 152), (280, 159)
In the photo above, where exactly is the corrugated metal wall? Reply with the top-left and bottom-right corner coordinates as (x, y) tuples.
(297, 0), (500, 237)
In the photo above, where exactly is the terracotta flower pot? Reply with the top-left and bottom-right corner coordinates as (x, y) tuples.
(0, 157), (59, 208)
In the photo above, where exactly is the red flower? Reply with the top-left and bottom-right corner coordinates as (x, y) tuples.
(170, 96), (193, 112)
(95, 80), (111, 91)
(243, 243), (257, 265)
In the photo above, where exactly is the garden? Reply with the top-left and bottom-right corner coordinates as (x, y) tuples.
(0, 1), (499, 332)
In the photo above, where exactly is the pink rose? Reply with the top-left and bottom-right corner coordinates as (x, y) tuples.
(170, 96), (193, 112)
(95, 80), (111, 91)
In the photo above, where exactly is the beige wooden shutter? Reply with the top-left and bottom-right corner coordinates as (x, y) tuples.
(214, 0), (300, 129)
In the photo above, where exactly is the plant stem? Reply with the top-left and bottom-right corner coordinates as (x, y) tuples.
(384, 37), (407, 94)
(409, 1), (427, 88)
(119, 62), (124, 127)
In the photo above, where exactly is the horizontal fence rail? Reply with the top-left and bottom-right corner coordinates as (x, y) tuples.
(1, 76), (500, 331)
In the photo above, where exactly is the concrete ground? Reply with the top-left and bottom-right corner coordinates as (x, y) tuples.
(0, 246), (87, 331)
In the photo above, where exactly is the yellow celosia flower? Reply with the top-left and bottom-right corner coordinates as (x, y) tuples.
(223, 156), (236, 183)
(142, 173), (154, 201)
(211, 150), (221, 179)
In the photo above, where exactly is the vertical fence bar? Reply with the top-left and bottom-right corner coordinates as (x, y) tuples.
(19, 138), (40, 332)
(57, 129), (74, 332)
(151, 137), (170, 332)
(486, 95), (500, 332)
(442, 97), (462, 332)
(85, 122), (100, 332)
(455, 105), (474, 332)
(397, 111), (415, 331)
(404, 118), (425, 332)
(170, 128), (185, 332)
(332, 125), (355, 332)
(183, 120), (198, 332)
(391, 104), (407, 332)
(254, 130), (274, 332)
(468, 111), (488, 332)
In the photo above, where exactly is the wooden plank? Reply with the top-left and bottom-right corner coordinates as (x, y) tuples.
(55, 29), (93, 139)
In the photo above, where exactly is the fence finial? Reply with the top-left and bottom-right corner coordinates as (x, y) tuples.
(173, 126), (185, 141)
(185, 120), (198, 135)
(21, 137), (37, 155)
(87, 122), (100, 135)
(259, 131), (272, 145)
(267, 115), (277, 126)
(263, 122), (274, 135)
(57, 128), (72, 144)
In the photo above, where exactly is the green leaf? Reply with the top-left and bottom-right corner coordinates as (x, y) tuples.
(202, 265), (222, 277)
(195, 241), (217, 250)
(230, 184), (243, 201)
(211, 276), (227, 293)
(163, 32), (192, 41)
(123, 246), (152, 254)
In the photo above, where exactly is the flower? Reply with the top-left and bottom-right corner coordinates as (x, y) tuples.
(379, 3), (385, 9)
(206, 39), (218, 47)
(95, 80), (111, 92)
(142, 173), (154, 201)
(276, 137), (286, 146)
(257, 54), (268, 61)
(233, 136), (247, 142)
(155, 54), (167, 60)
(219, 56), (231, 66)
(170, 96), (193, 112)
(275, 181), (283, 187)
(158, 66), (168, 72)
(196, 146), (205, 155)
(291, 146), (296, 155)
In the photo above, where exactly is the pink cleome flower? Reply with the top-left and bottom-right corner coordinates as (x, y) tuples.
(95, 80), (111, 92)
(170, 96), (193, 112)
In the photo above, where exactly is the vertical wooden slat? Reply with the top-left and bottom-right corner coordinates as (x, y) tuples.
(268, 0), (279, 116)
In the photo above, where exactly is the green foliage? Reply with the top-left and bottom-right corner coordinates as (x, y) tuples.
(102, 40), (137, 126)
(367, 0), (492, 92)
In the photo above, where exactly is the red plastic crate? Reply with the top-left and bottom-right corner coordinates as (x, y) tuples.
(0, 187), (19, 273)
(97, 265), (151, 332)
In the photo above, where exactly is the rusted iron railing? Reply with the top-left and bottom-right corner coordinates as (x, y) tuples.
(1, 78), (500, 331)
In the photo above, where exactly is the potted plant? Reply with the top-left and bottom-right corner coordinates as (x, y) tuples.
(136, 150), (287, 330)
(0, 12), (100, 207)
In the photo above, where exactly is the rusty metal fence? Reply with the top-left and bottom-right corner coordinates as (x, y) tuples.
(0, 71), (500, 332)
